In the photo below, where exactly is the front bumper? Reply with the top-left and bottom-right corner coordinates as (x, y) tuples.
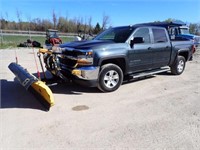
(60, 66), (100, 87)
(71, 66), (100, 80)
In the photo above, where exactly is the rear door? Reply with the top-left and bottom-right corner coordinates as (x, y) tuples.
(128, 27), (153, 73)
(151, 27), (171, 68)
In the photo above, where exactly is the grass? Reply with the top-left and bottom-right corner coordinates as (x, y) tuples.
(0, 35), (74, 49)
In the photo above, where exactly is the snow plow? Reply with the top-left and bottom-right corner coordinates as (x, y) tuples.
(8, 48), (56, 111)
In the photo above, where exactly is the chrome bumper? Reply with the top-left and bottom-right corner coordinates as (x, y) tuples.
(71, 66), (99, 80)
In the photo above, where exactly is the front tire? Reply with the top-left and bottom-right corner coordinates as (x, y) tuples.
(98, 64), (123, 92)
(170, 56), (186, 75)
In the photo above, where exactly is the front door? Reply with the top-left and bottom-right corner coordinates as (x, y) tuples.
(128, 27), (153, 73)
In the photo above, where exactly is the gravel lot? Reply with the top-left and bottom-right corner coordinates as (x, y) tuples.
(1, 47), (200, 150)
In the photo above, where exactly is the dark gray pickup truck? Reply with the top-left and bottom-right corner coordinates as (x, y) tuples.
(44, 25), (193, 92)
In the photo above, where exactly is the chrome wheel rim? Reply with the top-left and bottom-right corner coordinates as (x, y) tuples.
(177, 60), (184, 72)
(103, 70), (119, 88)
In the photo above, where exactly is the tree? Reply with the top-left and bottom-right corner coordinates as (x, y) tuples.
(42, 19), (53, 31)
(57, 17), (66, 32)
(83, 17), (87, 34)
(189, 23), (200, 35)
(93, 22), (101, 34)
(0, 9), (97, 33)
(52, 10), (57, 29)
(16, 9), (22, 30)
(101, 13), (110, 30)
(164, 18), (174, 23)
(88, 16), (92, 34)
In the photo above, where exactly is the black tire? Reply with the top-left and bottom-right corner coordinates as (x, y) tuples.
(98, 64), (123, 92)
(45, 40), (50, 45)
(170, 56), (186, 75)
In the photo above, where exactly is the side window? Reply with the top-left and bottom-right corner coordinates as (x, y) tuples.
(133, 28), (150, 44)
(152, 28), (168, 43)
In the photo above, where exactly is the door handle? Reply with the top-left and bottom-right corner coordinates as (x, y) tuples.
(148, 47), (151, 50)
(166, 46), (170, 49)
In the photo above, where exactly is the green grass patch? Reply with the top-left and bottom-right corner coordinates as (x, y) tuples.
(0, 35), (74, 49)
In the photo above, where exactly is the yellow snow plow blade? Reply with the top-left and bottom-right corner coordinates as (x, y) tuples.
(29, 81), (54, 109)
(8, 62), (54, 111)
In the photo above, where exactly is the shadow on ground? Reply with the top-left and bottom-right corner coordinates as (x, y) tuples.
(1, 71), (170, 110)
(1, 79), (46, 110)
(0, 77), (100, 111)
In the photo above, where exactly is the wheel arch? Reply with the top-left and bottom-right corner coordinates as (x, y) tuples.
(178, 50), (189, 61)
(98, 56), (127, 74)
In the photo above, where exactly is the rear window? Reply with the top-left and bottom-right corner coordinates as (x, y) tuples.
(152, 28), (168, 43)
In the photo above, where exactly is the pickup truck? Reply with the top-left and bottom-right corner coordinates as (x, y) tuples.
(44, 25), (193, 92)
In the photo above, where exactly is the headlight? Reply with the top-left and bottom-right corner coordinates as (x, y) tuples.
(77, 50), (93, 65)
(77, 58), (93, 65)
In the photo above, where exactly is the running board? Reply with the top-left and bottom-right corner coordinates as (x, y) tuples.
(130, 67), (170, 79)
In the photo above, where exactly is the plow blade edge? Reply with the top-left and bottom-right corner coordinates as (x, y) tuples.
(8, 62), (54, 110)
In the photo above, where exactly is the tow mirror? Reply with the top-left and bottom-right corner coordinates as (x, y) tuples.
(130, 37), (144, 48)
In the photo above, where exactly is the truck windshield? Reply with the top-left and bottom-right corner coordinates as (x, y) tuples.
(94, 27), (133, 43)
(179, 28), (190, 34)
(49, 31), (59, 38)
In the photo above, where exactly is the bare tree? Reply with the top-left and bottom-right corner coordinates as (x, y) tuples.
(52, 10), (57, 29)
(0, 13), (4, 28)
(5, 12), (9, 29)
(83, 17), (87, 34)
(75, 17), (82, 33)
(16, 9), (22, 30)
(88, 16), (92, 34)
(1, 9), (95, 33)
(57, 16), (67, 31)
(189, 23), (200, 35)
(26, 14), (32, 39)
(0, 13), (3, 44)
(102, 13), (110, 30)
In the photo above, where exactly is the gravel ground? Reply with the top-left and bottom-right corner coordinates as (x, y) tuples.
(1, 47), (200, 150)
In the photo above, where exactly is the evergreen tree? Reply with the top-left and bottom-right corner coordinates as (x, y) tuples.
(93, 22), (101, 34)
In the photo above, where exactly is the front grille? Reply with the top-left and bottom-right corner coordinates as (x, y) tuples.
(58, 56), (77, 68)
(62, 50), (84, 56)
(62, 50), (77, 57)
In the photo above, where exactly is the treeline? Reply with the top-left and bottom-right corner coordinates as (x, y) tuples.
(0, 11), (110, 34)
(0, 12), (200, 35)
(189, 23), (200, 35)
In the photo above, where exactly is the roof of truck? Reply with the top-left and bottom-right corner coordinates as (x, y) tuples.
(135, 21), (186, 28)
(112, 24), (168, 30)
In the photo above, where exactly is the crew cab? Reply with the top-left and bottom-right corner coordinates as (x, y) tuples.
(44, 25), (193, 92)
(137, 21), (199, 53)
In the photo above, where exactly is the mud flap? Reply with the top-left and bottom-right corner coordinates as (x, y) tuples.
(8, 62), (54, 111)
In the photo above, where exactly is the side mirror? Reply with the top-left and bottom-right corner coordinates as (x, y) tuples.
(130, 37), (144, 48)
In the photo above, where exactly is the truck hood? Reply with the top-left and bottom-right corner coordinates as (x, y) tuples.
(60, 40), (116, 49)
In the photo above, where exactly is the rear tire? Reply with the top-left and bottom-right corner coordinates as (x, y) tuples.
(170, 56), (186, 75)
(98, 64), (123, 92)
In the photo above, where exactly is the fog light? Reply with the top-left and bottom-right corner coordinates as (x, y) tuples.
(72, 70), (81, 76)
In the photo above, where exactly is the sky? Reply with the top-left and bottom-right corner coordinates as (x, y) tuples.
(0, 0), (200, 27)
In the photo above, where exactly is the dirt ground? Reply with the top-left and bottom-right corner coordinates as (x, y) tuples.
(1, 47), (200, 150)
